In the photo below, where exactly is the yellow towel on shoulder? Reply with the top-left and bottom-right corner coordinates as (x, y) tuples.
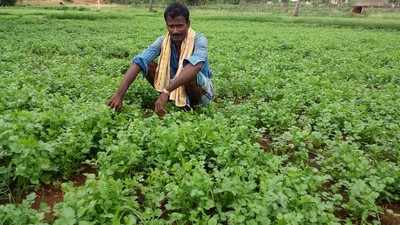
(154, 28), (196, 107)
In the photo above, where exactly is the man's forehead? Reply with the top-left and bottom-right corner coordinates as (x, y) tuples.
(166, 16), (187, 25)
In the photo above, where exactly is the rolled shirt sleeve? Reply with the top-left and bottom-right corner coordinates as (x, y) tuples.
(132, 36), (163, 75)
(183, 33), (208, 67)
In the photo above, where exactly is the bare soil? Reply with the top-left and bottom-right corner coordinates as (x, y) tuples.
(31, 163), (97, 222)
(31, 184), (63, 221)
(258, 133), (272, 152)
(381, 203), (400, 225)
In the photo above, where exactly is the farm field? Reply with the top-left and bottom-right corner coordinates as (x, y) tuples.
(1, 6), (400, 225)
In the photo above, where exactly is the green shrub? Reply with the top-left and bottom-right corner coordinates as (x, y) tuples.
(0, 0), (16, 6)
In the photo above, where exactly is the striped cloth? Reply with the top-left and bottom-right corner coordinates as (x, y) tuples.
(154, 28), (196, 107)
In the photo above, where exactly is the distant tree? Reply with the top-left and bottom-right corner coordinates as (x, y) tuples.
(149, 0), (154, 11)
(388, 0), (400, 7)
(184, 0), (208, 5)
(281, 0), (289, 12)
(0, 0), (16, 6)
(292, 0), (301, 16)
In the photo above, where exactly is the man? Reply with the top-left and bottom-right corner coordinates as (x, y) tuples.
(107, 2), (214, 116)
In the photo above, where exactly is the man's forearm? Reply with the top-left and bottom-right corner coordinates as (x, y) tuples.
(115, 64), (141, 96)
(166, 63), (202, 92)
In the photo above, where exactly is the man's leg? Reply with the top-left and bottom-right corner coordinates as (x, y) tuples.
(186, 71), (214, 107)
(146, 62), (157, 87)
(147, 62), (208, 106)
(184, 79), (205, 106)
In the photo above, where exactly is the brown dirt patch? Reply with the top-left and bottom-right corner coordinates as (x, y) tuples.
(381, 203), (400, 225)
(334, 207), (350, 221)
(333, 202), (400, 225)
(70, 163), (97, 187)
(30, 163), (97, 222)
(258, 133), (272, 152)
(32, 184), (63, 222)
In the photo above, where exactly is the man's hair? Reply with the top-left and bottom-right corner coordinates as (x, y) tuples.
(164, 2), (190, 23)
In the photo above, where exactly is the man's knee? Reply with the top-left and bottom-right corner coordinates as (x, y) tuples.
(185, 76), (204, 106)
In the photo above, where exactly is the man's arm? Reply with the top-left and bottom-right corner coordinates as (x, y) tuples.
(166, 63), (203, 92)
(166, 33), (207, 92)
(107, 63), (141, 111)
(154, 63), (202, 116)
(107, 36), (163, 111)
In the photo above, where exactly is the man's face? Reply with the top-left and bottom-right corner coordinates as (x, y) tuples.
(166, 16), (189, 43)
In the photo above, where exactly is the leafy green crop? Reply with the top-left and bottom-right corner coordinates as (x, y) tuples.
(0, 6), (399, 225)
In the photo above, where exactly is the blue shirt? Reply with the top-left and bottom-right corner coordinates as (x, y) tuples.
(132, 32), (212, 79)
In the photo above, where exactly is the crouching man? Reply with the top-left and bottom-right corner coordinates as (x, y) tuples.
(107, 2), (214, 116)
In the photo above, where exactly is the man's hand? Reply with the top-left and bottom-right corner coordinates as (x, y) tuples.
(154, 92), (169, 117)
(153, 63), (202, 116)
(107, 94), (123, 111)
(106, 64), (141, 112)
